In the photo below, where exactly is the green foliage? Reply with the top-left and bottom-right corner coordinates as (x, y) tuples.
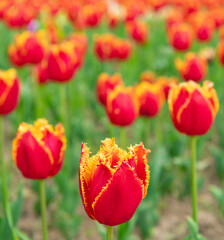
(210, 185), (224, 215)
(183, 218), (206, 240)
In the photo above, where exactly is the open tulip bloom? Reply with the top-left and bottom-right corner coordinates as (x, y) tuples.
(12, 119), (66, 240)
(168, 81), (219, 224)
(79, 138), (150, 239)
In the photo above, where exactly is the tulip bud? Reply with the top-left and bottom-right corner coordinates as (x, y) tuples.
(0, 69), (20, 115)
(96, 73), (123, 106)
(168, 23), (194, 51)
(12, 119), (66, 179)
(135, 81), (165, 117)
(175, 53), (207, 82)
(106, 87), (138, 126)
(168, 81), (219, 136)
(125, 20), (148, 45)
(79, 138), (150, 226)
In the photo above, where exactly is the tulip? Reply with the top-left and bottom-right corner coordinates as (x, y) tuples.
(36, 60), (49, 85)
(96, 73), (123, 106)
(106, 86), (138, 126)
(0, 69), (20, 115)
(47, 41), (77, 82)
(125, 19), (148, 45)
(140, 71), (157, 83)
(8, 30), (47, 66)
(195, 18), (214, 42)
(168, 81), (219, 136)
(135, 81), (165, 117)
(168, 80), (219, 224)
(217, 40), (224, 66)
(175, 53), (207, 82)
(168, 23), (193, 51)
(79, 138), (150, 228)
(12, 119), (66, 179)
(157, 76), (178, 99)
(12, 119), (66, 240)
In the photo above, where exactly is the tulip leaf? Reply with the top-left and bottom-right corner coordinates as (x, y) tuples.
(183, 217), (206, 240)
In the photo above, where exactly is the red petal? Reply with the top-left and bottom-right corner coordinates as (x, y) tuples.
(43, 130), (64, 176)
(93, 161), (143, 226)
(178, 89), (213, 135)
(15, 131), (53, 179)
(130, 143), (150, 197)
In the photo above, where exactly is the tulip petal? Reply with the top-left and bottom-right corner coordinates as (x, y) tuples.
(177, 89), (213, 135)
(14, 131), (53, 179)
(92, 161), (143, 226)
(129, 143), (150, 197)
(79, 143), (95, 219)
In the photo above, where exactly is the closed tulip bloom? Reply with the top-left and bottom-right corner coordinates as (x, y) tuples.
(217, 40), (224, 66)
(79, 138), (150, 226)
(125, 20), (148, 45)
(168, 81), (219, 136)
(175, 53), (207, 82)
(96, 73), (123, 106)
(47, 41), (77, 82)
(135, 81), (165, 117)
(114, 38), (132, 60)
(106, 87), (138, 126)
(0, 69), (20, 115)
(8, 31), (47, 66)
(12, 119), (66, 179)
(168, 23), (193, 51)
(195, 19), (214, 42)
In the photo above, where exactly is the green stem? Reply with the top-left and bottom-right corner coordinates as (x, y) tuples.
(106, 226), (113, 240)
(143, 118), (150, 144)
(31, 67), (42, 118)
(60, 84), (67, 131)
(191, 136), (198, 223)
(0, 117), (18, 240)
(40, 180), (48, 240)
(120, 127), (126, 149)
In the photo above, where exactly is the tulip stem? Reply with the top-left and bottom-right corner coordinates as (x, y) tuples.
(40, 180), (48, 240)
(107, 226), (113, 240)
(120, 127), (126, 148)
(60, 84), (68, 131)
(0, 117), (18, 240)
(31, 67), (42, 118)
(191, 136), (198, 223)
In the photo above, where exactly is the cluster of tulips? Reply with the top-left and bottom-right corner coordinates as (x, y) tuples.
(0, 0), (224, 240)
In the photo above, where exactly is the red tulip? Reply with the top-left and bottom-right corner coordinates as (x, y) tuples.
(135, 81), (165, 117)
(8, 31), (47, 66)
(125, 20), (148, 45)
(175, 53), (207, 82)
(0, 69), (20, 115)
(36, 60), (49, 85)
(79, 138), (150, 226)
(168, 81), (219, 136)
(106, 86), (138, 126)
(157, 76), (178, 100)
(217, 40), (224, 66)
(168, 23), (194, 51)
(12, 119), (66, 179)
(47, 41), (77, 82)
(96, 73), (123, 106)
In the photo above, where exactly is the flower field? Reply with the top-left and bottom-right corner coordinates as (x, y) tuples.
(0, 0), (224, 240)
